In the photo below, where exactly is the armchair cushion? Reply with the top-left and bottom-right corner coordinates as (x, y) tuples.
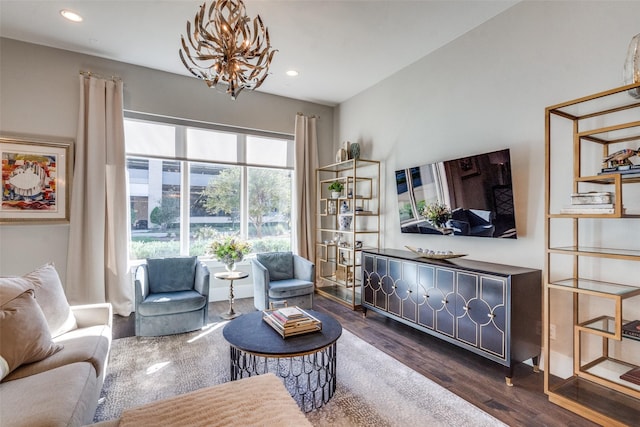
(137, 290), (207, 317)
(256, 252), (294, 281)
(268, 279), (314, 299)
(147, 257), (198, 293)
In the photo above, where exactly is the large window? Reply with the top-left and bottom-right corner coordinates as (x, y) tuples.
(124, 114), (294, 261)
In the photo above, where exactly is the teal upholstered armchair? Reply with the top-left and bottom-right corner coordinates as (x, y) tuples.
(135, 256), (210, 337)
(251, 252), (314, 311)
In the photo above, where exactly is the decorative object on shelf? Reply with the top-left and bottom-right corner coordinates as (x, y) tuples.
(350, 143), (361, 160)
(561, 191), (617, 214)
(208, 235), (251, 271)
(623, 33), (640, 98)
(622, 320), (640, 338)
(340, 200), (349, 214)
(338, 214), (352, 231)
(620, 367), (640, 386)
(343, 141), (351, 159)
(570, 192), (612, 205)
(422, 202), (452, 228)
(335, 148), (347, 163)
(179, 0), (276, 100)
(601, 147), (639, 169)
(405, 245), (467, 260)
(327, 200), (336, 215)
(328, 180), (343, 199)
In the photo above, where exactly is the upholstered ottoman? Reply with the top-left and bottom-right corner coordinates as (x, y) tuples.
(90, 373), (311, 427)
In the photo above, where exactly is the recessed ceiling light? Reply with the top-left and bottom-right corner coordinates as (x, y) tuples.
(60, 9), (83, 23)
(286, 70), (299, 77)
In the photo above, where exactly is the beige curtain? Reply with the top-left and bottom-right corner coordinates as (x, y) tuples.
(66, 75), (132, 316)
(293, 114), (318, 260)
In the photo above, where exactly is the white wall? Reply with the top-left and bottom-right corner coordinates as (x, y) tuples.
(0, 38), (333, 288)
(333, 0), (640, 374)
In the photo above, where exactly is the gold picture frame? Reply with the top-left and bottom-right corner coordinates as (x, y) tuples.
(0, 135), (73, 224)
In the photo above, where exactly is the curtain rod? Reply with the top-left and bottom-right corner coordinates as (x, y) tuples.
(296, 112), (320, 119)
(79, 70), (121, 82)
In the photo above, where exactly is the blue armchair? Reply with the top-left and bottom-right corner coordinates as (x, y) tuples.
(135, 256), (210, 337)
(251, 252), (314, 311)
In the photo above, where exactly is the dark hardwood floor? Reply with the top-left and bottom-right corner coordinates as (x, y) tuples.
(113, 295), (596, 427)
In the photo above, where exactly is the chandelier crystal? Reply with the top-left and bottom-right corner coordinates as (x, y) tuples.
(179, 0), (276, 100)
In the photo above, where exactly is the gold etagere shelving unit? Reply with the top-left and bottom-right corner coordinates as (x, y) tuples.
(544, 83), (640, 426)
(315, 158), (380, 309)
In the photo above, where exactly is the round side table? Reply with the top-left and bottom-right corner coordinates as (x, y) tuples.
(214, 271), (249, 319)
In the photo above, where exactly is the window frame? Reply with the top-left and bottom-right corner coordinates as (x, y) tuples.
(124, 111), (294, 261)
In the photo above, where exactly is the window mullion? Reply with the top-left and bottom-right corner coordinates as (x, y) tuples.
(177, 126), (190, 255)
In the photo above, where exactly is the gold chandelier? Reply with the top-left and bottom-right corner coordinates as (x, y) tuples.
(179, 0), (276, 100)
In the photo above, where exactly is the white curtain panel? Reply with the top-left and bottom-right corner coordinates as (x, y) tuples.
(293, 114), (318, 260)
(66, 75), (133, 316)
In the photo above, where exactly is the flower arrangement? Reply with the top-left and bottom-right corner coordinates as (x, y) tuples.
(208, 236), (252, 267)
(422, 202), (452, 227)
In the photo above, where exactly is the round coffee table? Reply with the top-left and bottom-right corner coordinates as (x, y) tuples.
(222, 310), (342, 412)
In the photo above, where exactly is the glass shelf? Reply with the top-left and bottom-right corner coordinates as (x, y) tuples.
(548, 246), (640, 260)
(578, 315), (640, 343)
(317, 158), (380, 173)
(578, 120), (640, 144)
(549, 376), (640, 426)
(548, 278), (640, 297)
(580, 357), (640, 395)
(547, 83), (640, 121)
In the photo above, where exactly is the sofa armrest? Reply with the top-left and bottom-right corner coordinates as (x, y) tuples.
(71, 303), (113, 328)
(293, 255), (315, 282)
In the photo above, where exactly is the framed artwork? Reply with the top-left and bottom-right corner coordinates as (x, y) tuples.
(1, 135), (73, 224)
(458, 156), (479, 178)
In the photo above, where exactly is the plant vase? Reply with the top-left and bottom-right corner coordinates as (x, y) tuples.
(225, 262), (236, 273)
(331, 191), (341, 199)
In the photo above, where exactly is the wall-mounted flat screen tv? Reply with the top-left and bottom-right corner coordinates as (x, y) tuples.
(395, 148), (517, 238)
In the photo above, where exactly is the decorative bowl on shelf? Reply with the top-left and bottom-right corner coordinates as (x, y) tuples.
(404, 245), (467, 260)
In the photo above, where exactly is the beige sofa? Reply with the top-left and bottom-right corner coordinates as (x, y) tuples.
(1, 264), (113, 427)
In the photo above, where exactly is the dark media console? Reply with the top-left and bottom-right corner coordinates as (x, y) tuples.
(361, 249), (541, 385)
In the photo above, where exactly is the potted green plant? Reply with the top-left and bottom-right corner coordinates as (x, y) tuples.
(328, 181), (344, 199)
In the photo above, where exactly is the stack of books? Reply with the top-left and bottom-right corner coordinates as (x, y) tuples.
(599, 164), (640, 176)
(560, 192), (618, 214)
(263, 306), (322, 338)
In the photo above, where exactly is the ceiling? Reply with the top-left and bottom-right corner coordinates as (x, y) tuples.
(0, 1), (518, 106)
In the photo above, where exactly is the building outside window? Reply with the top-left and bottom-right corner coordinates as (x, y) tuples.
(124, 114), (294, 262)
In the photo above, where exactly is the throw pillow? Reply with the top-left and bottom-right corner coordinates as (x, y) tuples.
(0, 263), (77, 338)
(0, 287), (63, 380)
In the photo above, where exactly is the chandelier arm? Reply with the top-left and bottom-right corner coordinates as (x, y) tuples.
(180, 0), (276, 99)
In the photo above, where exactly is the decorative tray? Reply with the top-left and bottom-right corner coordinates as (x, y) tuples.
(405, 246), (467, 260)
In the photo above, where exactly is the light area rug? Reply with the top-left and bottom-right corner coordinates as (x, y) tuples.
(95, 321), (506, 426)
